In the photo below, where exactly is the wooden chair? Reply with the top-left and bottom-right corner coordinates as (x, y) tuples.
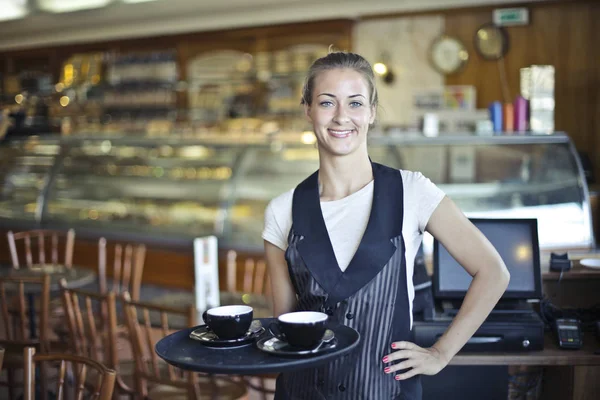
(60, 279), (136, 399)
(23, 346), (116, 400)
(6, 229), (76, 339)
(225, 250), (275, 399)
(7, 229), (75, 269)
(0, 274), (51, 400)
(122, 293), (248, 400)
(225, 250), (271, 296)
(98, 237), (146, 301)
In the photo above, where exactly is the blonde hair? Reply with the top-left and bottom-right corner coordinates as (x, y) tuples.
(301, 51), (378, 107)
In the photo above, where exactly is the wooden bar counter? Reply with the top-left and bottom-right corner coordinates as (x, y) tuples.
(451, 334), (599, 367)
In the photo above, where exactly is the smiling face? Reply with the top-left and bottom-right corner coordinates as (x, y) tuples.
(305, 68), (376, 158)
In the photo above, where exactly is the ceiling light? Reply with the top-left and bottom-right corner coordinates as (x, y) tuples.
(0, 0), (28, 22)
(37, 0), (112, 13)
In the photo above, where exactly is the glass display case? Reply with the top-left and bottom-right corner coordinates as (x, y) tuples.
(0, 138), (62, 223)
(0, 132), (593, 252)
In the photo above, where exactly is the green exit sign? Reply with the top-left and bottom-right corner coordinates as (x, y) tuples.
(493, 8), (529, 26)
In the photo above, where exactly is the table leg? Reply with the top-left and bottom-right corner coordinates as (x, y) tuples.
(28, 293), (37, 339)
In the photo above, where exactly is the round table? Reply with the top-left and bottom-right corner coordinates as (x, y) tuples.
(0, 264), (96, 338)
(0, 264), (96, 292)
(155, 318), (361, 375)
(149, 291), (273, 329)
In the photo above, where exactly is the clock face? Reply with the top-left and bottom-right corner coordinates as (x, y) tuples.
(429, 36), (469, 75)
(475, 24), (508, 60)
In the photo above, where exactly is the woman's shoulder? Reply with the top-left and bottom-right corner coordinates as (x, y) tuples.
(266, 188), (295, 214)
(398, 169), (429, 185)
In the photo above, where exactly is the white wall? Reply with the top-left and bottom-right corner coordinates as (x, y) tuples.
(353, 15), (445, 127)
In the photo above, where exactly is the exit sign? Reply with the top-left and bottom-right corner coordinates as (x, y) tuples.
(493, 8), (529, 26)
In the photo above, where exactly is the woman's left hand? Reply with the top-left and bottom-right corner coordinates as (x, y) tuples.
(383, 341), (449, 380)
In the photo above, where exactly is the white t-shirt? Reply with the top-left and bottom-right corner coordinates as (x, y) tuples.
(262, 169), (445, 326)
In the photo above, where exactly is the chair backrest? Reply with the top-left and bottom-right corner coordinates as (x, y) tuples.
(60, 280), (118, 365)
(59, 279), (137, 398)
(122, 292), (198, 398)
(122, 294), (248, 399)
(0, 274), (51, 351)
(7, 229), (75, 269)
(225, 249), (270, 295)
(24, 346), (116, 400)
(98, 237), (146, 301)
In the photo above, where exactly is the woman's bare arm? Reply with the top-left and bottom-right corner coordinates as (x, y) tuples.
(425, 196), (510, 362)
(264, 240), (297, 316)
(388, 196), (510, 380)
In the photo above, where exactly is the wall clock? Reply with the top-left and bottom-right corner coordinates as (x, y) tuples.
(429, 35), (469, 75)
(474, 23), (509, 60)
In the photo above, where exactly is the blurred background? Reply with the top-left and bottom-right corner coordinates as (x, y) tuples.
(0, 2), (599, 399)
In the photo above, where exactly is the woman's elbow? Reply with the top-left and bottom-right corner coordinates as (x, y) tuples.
(497, 264), (510, 291)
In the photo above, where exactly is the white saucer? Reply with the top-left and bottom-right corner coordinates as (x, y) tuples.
(579, 258), (600, 269)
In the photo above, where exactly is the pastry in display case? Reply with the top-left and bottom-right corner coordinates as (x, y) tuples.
(0, 138), (62, 223)
(0, 132), (593, 253)
(42, 138), (240, 244)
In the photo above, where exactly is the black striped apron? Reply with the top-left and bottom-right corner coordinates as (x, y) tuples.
(274, 162), (421, 400)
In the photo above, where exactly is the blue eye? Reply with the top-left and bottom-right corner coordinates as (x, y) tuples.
(350, 101), (363, 107)
(319, 101), (333, 107)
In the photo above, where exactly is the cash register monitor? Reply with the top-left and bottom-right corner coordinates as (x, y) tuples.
(433, 218), (542, 301)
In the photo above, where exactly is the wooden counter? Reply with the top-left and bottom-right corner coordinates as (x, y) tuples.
(449, 332), (600, 400)
(451, 333), (599, 366)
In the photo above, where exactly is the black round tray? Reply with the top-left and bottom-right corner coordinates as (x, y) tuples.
(155, 318), (360, 374)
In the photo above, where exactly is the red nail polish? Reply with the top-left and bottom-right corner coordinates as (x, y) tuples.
(395, 375), (401, 380)
(391, 343), (396, 349)
(382, 356), (388, 363)
(384, 367), (391, 373)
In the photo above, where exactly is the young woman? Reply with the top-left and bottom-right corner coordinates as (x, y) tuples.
(262, 51), (510, 399)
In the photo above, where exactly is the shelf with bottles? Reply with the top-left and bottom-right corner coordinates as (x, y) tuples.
(185, 46), (325, 125)
(106, 50), (178, 85)
(96, 83), (178, 110)
(50, 50), (180, 133)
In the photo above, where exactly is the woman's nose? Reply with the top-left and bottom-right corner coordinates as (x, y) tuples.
(333, 106), (350, 123)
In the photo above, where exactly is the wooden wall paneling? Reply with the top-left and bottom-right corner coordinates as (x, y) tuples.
(0, 57), (6, 95)
(590, 3), (600, 186)
(184, 39), (255, 62)
(0, 19), (353, 68)
(540, 366), (574, 400)
(542, 278), (600, 309)
(445, 1), (600, 180)
(265, 32), (352, 53)
(572, 366), (600, 400)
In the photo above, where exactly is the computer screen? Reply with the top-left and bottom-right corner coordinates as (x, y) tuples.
(433, 218), (542, 300)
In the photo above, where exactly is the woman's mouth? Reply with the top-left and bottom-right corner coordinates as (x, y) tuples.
(328, 129), (354, 138)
